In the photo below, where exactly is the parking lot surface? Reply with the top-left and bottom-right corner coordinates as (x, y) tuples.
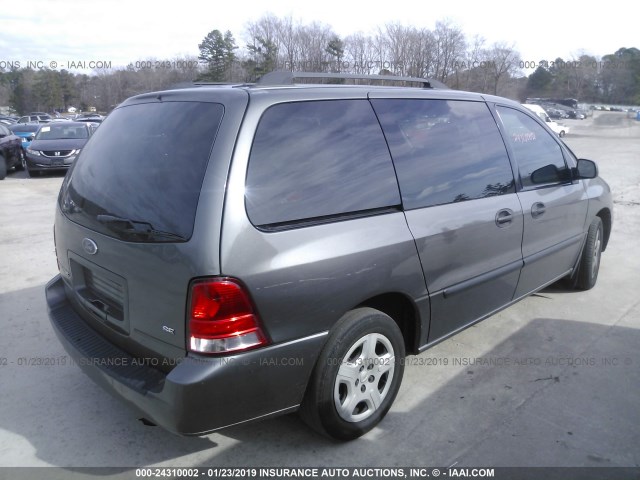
(0, 112), (638, 470)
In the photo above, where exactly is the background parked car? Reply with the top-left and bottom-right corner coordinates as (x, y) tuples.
(522, 104), (570, 137)
(0, 116), (17, 126)
(24, 121), (93, 177)
(17, 114), (52, 124)
(546, 107), (570, 119)
(0, 123), (24, 179)
(575, 109), (588, 119)
(74, 113), (104, 124)
(8, 123), (39, 151)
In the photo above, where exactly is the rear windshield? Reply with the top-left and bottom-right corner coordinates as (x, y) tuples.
(60, 101), (224, 242)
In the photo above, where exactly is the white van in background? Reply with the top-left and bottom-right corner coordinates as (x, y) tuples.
(522, 103), (570, 137)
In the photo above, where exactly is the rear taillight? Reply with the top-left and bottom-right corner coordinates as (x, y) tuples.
(188, 278), (269, 354)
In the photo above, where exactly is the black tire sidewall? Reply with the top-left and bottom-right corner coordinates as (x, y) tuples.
(0, 155), (7, 180)
(305, 308), (405, 440)
(578, 217), (603, 290)
(16, 149), (26, 171)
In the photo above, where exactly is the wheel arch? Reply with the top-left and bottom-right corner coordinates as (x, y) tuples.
(357, 292), (422, 355)
(597, 208), (612, 251)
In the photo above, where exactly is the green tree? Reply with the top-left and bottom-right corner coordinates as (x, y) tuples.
(525, 66), (553, 97)
(548, 57), (571, 96)
(326, 35), (345, 72)
(244, 37), (278, 81)
(33, 69), (63, 112)
(59, 69), (77, 110)
(5, 68), (29, 113)
(600, 47), (640, 104)
(198, 29), (237, 81)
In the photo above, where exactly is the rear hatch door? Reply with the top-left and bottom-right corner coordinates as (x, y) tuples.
(55, 90), (248, 361)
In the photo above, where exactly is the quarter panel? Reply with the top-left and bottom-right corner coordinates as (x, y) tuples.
(221, 213), (427, 344)
(220, 97), (427, 344)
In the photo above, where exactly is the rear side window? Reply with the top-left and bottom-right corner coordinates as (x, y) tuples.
(496, 106), (569, 188)
(61, 101), (224, 242)
(245, 100), (401, 227)
(372, 99), (515, 209)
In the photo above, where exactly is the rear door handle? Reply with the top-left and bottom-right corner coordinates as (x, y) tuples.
(531, 202), (546, 218)
(495, 208), (514, 227)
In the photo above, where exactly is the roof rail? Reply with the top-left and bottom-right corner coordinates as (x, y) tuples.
(168, 81), (255, 89)
(192, 82), (252, 86)
(257, 71), (448, 89)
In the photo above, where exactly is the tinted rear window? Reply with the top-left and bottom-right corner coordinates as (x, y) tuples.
(245, 100), (401, 227)
(61, 101), (223, 242)
(372, 99), (515, 209)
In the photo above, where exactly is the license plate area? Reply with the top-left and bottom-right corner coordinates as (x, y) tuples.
(68, 251), (130, 335)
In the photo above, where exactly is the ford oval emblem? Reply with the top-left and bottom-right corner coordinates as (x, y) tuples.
(82, 238), (98, 255)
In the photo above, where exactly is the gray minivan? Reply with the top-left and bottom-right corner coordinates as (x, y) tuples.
(46, 72), (612, 440)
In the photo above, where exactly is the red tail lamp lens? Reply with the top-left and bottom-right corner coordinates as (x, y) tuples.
(188, 278), (268, 354)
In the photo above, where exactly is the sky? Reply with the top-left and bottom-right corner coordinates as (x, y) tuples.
(0, 0), (636, 74)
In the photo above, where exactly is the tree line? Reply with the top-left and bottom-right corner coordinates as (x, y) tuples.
(1, 14), (638, 114)
(198, 15), (523, 97)
(523, 48), (640, 103)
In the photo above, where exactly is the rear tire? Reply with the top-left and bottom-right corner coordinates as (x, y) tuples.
(576, 217), (603, 290)
(0, 155), (7, 180)
(300, 308), (405, 440)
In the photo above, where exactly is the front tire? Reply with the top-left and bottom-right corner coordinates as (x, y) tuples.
(300, 308), (405, 440)
(15, 149), (25, 171)
(576, 217), (603, 290)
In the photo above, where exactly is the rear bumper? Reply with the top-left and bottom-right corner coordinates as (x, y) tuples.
(46, 275), (327, 435)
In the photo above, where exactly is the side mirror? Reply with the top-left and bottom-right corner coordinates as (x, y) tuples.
(531, 164), (571, 184)
(531, 164), (559, 184)
(574, 159), (598, 179)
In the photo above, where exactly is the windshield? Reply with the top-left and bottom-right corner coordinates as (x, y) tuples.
(37, 124), (88, 140)
(60, 101), (224, 242)
(9, 124), (39, 133)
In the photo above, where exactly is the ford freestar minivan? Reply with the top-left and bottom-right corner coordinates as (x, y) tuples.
(46, 72), (612, 440)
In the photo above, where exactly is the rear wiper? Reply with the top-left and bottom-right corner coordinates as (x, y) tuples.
(96, 214), (186, 241)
